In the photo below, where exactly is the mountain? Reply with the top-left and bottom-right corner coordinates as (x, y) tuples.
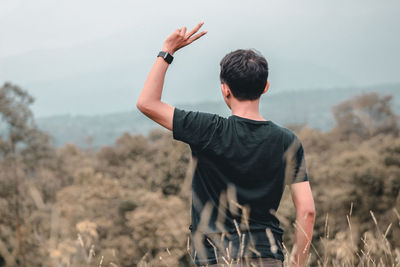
(35, 84), (400, 148)
(0, 26), (361, 117)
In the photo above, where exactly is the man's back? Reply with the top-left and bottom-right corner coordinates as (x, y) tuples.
(173, 108), (308, 265)
(137, 22), (315, 266)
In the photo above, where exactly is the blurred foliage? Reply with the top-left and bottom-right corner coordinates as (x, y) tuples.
(331, 92), (399, 140)
(0, 83), (399, 266)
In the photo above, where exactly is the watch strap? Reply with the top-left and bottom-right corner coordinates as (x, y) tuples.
(158, 51), (174, 64)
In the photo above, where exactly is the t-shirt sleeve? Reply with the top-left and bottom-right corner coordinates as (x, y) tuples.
(294, 142), (309, 183)
(284, 135), (309, 184)
(173, 108), (222, 151)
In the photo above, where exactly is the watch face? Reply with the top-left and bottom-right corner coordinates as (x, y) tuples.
(166, 53), (173, 64)
(158, 51), (173, 64)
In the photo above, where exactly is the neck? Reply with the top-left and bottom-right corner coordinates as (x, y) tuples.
(230, 98), (266, 121)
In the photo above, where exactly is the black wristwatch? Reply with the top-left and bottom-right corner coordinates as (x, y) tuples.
(158, 51), (174, 64)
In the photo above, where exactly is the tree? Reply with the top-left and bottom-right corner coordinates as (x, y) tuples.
(331, 93), (399, 140)
(0, 82), (53, 266)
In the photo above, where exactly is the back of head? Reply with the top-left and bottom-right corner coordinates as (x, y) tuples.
(219, 49), (269, 101)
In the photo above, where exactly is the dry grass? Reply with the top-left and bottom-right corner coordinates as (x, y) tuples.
(138, 203), (400, 267)
(28, 149), (400, 267)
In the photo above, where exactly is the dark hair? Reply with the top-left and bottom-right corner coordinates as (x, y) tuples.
(219, 49), (269, 101)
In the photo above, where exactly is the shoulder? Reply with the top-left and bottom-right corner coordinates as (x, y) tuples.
(172, 108), (227, 146)
(174, 107), (225, 121)
(173, 108), (226, 129)
(270, 122), (299, 144)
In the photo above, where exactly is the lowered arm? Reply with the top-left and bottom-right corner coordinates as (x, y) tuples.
(290, 181), (315, 267)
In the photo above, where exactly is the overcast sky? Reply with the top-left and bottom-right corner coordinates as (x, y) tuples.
(1, 0), (399, 117)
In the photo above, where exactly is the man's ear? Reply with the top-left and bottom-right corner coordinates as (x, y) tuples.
(221, 83), (231, 98)
(262, 81), (270, 94)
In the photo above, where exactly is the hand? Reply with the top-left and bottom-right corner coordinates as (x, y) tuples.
(162, 21), (207, 55)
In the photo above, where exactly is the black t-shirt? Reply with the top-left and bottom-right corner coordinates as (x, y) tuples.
(173, 108), (308, 265)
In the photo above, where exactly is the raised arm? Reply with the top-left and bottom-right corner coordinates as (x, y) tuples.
(136, 22), (207, 130)
(290, 181), (315, 267)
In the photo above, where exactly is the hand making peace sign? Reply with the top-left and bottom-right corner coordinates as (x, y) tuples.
(162, 21), (207, 55)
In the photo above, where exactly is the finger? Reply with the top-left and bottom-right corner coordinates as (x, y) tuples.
(188, 30), (207, 44)
(181, 26), (187, 36)
(187, 21), (204, 37)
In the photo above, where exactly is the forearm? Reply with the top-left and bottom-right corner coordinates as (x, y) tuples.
(137, 57), (169, 109)
(292, 210), (315, 267)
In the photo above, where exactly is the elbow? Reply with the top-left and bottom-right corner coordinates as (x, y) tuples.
(136, 95), (144, 111)
(297, 207), (316, 222)
(136, 100), (144, 112)
(308, 209), (316, 222)
(136, 99), (155, 117)
(136, 99), (149, 114)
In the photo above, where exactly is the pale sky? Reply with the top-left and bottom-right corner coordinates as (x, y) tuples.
(1, 0), (399, 116)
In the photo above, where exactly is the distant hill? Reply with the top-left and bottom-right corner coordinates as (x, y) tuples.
(36, 84), (400, 148)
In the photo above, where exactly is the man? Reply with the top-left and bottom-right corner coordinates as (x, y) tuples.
(137, 22), (315, 267)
